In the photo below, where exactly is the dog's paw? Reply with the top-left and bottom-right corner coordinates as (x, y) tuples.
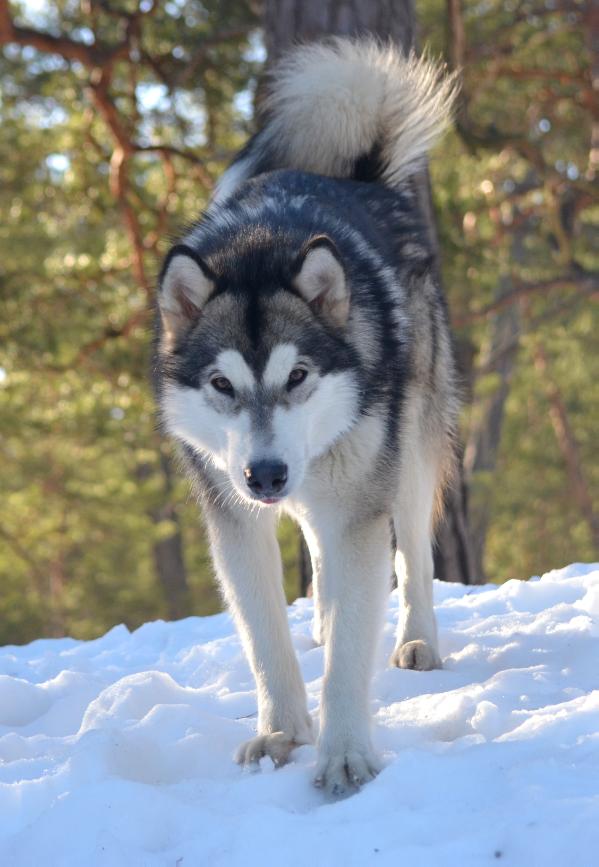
(313, 745), (382, 797)
(235, 732), (301, 768)
(390, 639), (442, 671)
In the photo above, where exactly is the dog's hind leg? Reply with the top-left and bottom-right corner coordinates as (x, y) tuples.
(390, 448), (442, 671)
(311, 570), (324, 646)
(205, 503), (313, 767)
(299, 526), (324, 646)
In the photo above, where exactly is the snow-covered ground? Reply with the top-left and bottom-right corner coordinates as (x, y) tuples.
(1, 563), (598, 866)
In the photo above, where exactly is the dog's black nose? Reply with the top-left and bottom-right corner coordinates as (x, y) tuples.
(244, 461), (288, 496)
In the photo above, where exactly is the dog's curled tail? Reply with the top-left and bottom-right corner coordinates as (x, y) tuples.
(214, 38), (458, 203)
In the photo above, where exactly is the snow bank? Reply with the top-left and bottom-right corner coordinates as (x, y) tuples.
(1, 563), (598, 866)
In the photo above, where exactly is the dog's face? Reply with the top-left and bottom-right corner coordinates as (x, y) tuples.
(158, 238), (360, 505)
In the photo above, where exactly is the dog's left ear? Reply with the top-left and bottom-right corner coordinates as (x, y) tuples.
(293, 236), (349, 327)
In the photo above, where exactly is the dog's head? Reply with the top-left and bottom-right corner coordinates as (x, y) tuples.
(157, 234), (360, 506)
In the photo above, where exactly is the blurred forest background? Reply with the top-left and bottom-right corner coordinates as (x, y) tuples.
(0, 0), (597, 645)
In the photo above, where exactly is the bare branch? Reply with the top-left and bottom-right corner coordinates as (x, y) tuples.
(0, 0), (127, 66)
(453, 272), (599, 328)
(134, 144), (214, 188)
(474, 288), (594, 377)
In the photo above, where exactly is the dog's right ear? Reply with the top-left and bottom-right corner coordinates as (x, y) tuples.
(158, 247), (214, 352)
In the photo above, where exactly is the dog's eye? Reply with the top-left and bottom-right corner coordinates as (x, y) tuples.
(211, 376), (234, 396)
(287, 367), (308, 390)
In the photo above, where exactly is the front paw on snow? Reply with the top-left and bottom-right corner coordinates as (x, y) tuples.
(235, 732), (302, 768)
(313, 746), (382, 797)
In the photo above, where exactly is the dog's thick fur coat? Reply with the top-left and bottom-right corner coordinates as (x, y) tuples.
(155, 39), (460, 795)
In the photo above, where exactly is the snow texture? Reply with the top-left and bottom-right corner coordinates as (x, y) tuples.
(1, 563), (598, 866)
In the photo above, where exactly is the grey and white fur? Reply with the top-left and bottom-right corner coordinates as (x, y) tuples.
(154, 38), (460, 795)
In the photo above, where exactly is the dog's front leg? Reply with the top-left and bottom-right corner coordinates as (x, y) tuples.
(205, 504), (313, 767)
(312, 512), (391, 795)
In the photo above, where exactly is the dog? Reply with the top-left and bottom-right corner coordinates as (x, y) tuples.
(154, 38), (459, 795)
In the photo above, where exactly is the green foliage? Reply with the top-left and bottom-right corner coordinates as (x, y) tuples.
(0, 0), (262, 644)
(422, 0), (598, 580)
(0, 0), (596, 643)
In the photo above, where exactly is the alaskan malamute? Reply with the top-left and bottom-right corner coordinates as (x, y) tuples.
(155, 39), (459, 795)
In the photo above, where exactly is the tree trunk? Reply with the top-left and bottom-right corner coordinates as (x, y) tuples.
(152, 452), (190, 620)
(263, 0), (415, 57)
(532, 342), (599, 552)
(138, 452), (190, 620)
(263, 0), (476, 588)
(433, 470), (475, 583)
(463, 289), (521, 581)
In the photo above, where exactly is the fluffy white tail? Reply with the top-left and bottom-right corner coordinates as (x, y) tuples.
(215, 38), (458, 202)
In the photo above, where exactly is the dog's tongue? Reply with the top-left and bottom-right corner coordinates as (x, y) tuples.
(262, 498), (279, 505)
